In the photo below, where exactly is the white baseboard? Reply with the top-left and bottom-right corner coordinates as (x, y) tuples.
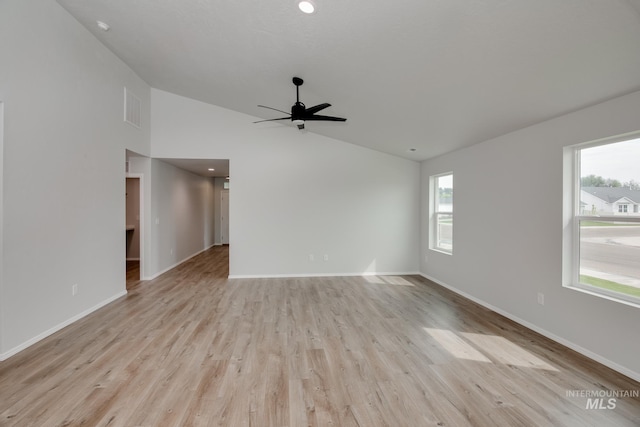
(145, 245), (216, 280)
(0, 290), (128, 361)
(419, 272), (640, 383)
(228, 271), (421, 279)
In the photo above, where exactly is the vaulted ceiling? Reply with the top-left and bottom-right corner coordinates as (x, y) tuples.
(57, 0), (640, 160)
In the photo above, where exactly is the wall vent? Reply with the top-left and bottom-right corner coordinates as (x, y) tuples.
(124, 88), (141, 128)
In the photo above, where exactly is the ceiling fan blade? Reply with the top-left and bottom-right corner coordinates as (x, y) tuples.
(257, 105), (291, 115)
(253, 117), (291, 123)
(303, 114), (347, 122)
(304, 103), (331, 115)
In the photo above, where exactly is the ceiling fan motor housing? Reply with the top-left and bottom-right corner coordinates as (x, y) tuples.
(291, 102), (306, 119)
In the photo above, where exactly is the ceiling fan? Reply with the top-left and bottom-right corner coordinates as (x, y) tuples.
(254, 77), (347, 130)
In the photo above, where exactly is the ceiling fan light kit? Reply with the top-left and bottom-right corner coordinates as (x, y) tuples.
(254, 77), (347, 131)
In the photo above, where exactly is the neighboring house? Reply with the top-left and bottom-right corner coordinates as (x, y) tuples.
(580, 186), (640, 216)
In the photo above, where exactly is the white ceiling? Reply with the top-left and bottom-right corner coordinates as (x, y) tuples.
(159, 158), (229, 178)
(58, 0), (640, 161)
(126, 150), (229, 177)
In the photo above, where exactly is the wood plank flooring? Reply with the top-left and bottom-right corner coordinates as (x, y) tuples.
(1, 245), (639, 426)
(126, 260), (141, 290)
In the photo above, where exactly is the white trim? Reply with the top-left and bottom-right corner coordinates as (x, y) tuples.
(145, 244), (216, 280)
(429, 248), (452, 257)
(220, 189), (229, 245)
(565, 283), (640, 309)
(419, 272), (640, 383)
(569, 146), (581, 286)
(564, 138), (640, 307)
(229, 271), (421, 279)
(571, 130), (640, 151)
(0, 290), (128, 361)
(429, 172), (454, 254)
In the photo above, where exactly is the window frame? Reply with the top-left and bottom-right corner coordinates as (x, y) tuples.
(563, 133), (640, 308)
(429, 172), (453, 255)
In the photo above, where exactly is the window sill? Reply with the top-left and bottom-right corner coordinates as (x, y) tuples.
(429, 247), (453, 256)
(564, 283), (640, 309)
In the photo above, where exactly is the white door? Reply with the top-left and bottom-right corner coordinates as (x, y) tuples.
(221, 190), (229, 244)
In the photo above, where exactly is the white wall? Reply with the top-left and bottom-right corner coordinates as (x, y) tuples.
(0, 0), (150, 358)
(421, 90), (640, 380)
(151, 89), (420, 277)
(148, 159), (216, 277)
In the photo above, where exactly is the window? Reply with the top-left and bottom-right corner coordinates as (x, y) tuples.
(430, 173), (453, 254)
(564, 135), (640, 307)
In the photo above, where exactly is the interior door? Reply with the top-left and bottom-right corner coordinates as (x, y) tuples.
(221, 190), (229, 244)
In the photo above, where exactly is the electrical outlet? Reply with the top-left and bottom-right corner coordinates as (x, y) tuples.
(323, 254), (329, 262)
(72, 284), (78, 296)
(537, 292), (544, 305)
(308, 254), (314, 262)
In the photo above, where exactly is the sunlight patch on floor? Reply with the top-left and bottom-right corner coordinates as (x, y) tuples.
(424, 328), (491, 362)
(363, 275), (415, 286)
(424, 328), (559, 371)
(461, 333), (559, 371)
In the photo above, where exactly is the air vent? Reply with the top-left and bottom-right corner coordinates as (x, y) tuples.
(124, 88), (141, 128)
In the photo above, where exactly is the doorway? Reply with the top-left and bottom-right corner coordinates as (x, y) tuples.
(126, 174), (143, 287)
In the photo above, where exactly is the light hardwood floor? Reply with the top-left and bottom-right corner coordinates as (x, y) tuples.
(126, 260), (141, 290)
(1, 246), (639, 426)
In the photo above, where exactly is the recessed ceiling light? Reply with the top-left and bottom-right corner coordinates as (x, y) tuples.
(298, 1), (315, 14)
(208, 168), (215, 171)
(96, 20), (110, 32)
